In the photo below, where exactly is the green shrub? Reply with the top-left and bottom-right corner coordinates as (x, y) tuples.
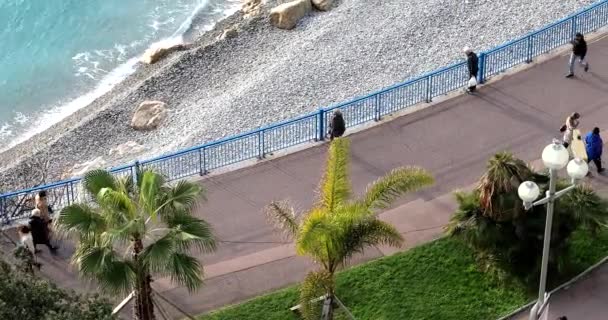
(446, 152), (608, 285)
(0, 260), (115, 320)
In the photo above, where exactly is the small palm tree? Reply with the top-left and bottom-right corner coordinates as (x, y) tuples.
(448, 152), (608, 284)
(265, 138), (433, 320)
(477, 152), (545, 221)
(56, 169), (216, 320)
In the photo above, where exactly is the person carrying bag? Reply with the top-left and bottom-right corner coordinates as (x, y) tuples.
(464, 46), (479, 94)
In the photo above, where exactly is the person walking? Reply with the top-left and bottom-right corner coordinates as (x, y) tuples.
(565, 32), (589, 78)
(28, 209), (58, 254)
(35, 190), (53, 223)
(585, 127), (604, 173)
(464, 47), (479, 93)
(561, 112), (580, 149)
(328, 110), (345, 141)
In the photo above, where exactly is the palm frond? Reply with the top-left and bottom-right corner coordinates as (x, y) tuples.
(264, 200), (299, 239)
(139, 170), (164, 220)
(156, 180), (203, 220)
(338, 218), (403, 265)
(318, 138), (351, 212)
(477, 152), (534, 219)
(167, 253), (204, 292)
(83, 169), (117, 199)
(445, 191), (482, 236)
(56, 204), (106, 237)
(296, 208), (335, 266)
(99, 224), (134, 247)
(362, 167), (434, 211)
(169, 180), (204, 208)
(116, 175), (135, 196)
(97, 188), (137, 220)
(141, 233), (176, 274)
(164, 212), (217, 253)
(74, 245), (135, 295)
(299, 270), (334, 320)
(559, 185), (608, 233)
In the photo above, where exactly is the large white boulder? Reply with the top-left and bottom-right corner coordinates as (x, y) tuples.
(218, 27), (239, 40)
(242, 0), (264, 18)
(131, 101), (168, 131)
(269, 0), (312, 30)
(68, 157), (107, 178)
(141, 43), (189, 65)
(109, 141), (147, 157)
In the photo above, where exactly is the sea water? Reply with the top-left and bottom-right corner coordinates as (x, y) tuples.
(0, 0), (239, 150)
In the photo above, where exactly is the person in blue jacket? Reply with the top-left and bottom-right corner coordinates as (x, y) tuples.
(585, 127), (604, 173)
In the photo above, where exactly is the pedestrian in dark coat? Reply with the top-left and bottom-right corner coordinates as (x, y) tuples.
(566, 32), (589, 78)
(28, 209), (58, 253)
(585, 127), (604, 173)
(464, 46), (479, 93)
(328, 110), (346, 140)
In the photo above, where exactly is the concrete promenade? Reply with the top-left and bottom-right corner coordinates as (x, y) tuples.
(3, 33), (608, 319)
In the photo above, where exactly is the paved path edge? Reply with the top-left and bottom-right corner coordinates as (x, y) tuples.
(497, 255), (608, 320)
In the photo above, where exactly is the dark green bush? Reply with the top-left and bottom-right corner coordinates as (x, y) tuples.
(0, 259), (115, 320)
(446, 152), (608, 285)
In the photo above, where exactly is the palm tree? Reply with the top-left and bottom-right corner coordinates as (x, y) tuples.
(56, 169), (216, 320)
(265, 138), (434, 320)
(477, 152), (546, 221)
(448, 152), (608, 284)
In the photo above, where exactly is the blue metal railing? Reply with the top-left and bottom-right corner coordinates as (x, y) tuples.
(2, 0), (608, 225)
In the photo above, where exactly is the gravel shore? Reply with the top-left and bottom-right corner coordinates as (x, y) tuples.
(0, 0), (594, 192)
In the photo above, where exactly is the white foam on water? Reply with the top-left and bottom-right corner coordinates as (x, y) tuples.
(1, 0), (241, 152)
(3, 57), (139, 150)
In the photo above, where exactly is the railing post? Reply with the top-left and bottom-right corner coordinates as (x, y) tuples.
(198, 148), (205, 176)
(425, 76), (432, 103)
(374, 94), (381, 121)
(0, 197), (6, 225)
(202, 147), (208, 175)
(70, 181), (76, 204)
(258, 130), (265, 159)
(65, 182), (72, 206)
(133, 161), (141, 186)
(318, 109), (325, 141)
(526, 35), (533, 63)
(478, 52), (486, 84)
(571, 15), (578, 38)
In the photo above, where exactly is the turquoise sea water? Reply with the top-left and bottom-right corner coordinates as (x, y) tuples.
(0, 0), (238, 149)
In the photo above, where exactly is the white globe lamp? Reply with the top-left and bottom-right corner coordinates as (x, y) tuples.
(567, 158), (589, 180)
(518, 181), (541, 203)
(541, 140), (569, 170)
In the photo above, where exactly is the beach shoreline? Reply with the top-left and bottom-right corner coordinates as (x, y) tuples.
(0, 0), (594, 193)
(0, 2), (251, 191)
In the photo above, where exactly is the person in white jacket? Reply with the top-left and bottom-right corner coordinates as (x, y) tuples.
(561, 112), (580, 149)
(17, 225), (36, 255)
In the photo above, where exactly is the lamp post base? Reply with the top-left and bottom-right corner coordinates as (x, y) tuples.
(528, 296), (550, 320)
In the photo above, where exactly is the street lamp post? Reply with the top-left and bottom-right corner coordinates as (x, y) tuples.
(517, 140), (589, 320)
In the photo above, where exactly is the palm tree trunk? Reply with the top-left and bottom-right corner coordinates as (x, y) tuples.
(321, 294), (334, 320)
(133, 239), (156, 320)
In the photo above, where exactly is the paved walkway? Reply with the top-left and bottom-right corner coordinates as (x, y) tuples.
(4, 33), (608, 319)
(510, 262), (608, 320)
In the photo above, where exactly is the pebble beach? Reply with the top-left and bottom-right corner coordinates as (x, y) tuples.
(0, 0), (595, 192)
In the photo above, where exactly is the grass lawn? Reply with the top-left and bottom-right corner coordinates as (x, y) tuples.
(200, 229), (608, 320)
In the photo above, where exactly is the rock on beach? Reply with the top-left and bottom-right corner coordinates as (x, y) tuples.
(131, 101), (168, 131)
(270, 0), (312, 30)
(312, 0), (332, 11)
